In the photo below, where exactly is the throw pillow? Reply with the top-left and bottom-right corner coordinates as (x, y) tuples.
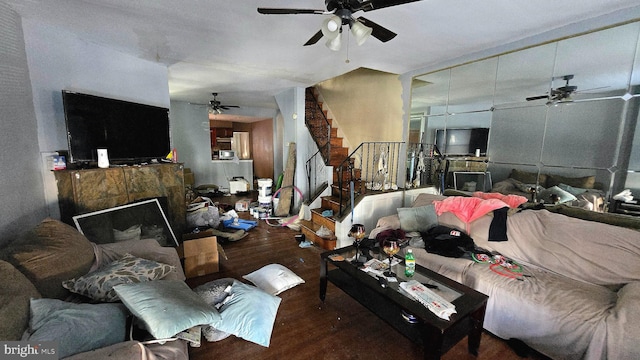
(242, 264), (305, 295)
(62, 253), (175, 302)
(114, 280), (221, 339)
(23, 298), (127, 358)
(211, 280), (281, 347)
(2, 218), (95, 299)
(397, 205), (438, 232)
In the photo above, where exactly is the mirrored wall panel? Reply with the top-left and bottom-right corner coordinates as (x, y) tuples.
(410, 20), (640, 209)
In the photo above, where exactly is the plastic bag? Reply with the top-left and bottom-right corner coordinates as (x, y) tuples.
(187, 197), (220, 228)
(315, 225), (334, 239)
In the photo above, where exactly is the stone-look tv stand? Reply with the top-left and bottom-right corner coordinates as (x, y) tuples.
(54, 163), (186, 238)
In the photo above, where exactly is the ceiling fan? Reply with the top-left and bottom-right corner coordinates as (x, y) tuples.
(257, 0), (423, 51)
(208, 93), (239, 114)
(526, 75), (579, 104)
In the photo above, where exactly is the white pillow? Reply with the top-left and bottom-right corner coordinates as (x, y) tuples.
(243, 264), (305, 295)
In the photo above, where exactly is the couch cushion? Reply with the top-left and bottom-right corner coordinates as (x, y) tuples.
(2, 218), (95, 299)
(605, 282), (640, 359)
(0, 260), (41, 340)
(489, 209), (640, 286)
(546, 174), (596, 189)
(509, 169), (547, 187)
(64, 341), (150, 360)
(465, 262), (615, 360)
(64, 340), (190, 360)
(23, 298), (127, 358)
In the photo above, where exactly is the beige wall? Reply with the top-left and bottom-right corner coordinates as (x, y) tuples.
(316, 68), (404, 151)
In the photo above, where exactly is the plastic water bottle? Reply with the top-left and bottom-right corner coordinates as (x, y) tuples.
(405, 249), (415, 277)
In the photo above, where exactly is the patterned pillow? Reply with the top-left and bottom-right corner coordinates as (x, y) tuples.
(62, 253), (174, 302)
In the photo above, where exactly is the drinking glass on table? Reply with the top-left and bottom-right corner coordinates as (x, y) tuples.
(382, 238), (400, 277)
(348, 224), (366, 267)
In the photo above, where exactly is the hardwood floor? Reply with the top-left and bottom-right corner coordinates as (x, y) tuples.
(186, 194), (550, 360)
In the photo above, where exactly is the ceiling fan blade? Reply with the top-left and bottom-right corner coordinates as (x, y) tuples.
(221, 105), (240, 109)
(358, 17), (397, 42)
(257, 8), (325, 15)
(359, 0), (423, 12)
(304, 30), (324, 46)
(576, 85), (610, 93)
(526, 95), (549, 101)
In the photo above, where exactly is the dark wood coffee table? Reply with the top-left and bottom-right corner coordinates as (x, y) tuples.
(320, 245), (488, 360)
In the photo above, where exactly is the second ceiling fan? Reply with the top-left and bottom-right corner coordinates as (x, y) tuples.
(257, 0), (423, 51)
(526, 75), (578, 103)
(208, 93), (239, 114)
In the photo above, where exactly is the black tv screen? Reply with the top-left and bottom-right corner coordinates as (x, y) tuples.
(62, 90), (170, 163)
(435, 128), (489, 156)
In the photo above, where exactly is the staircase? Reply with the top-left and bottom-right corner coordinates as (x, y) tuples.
(300, 87), (352, 250)
(300, 87), (404, 250)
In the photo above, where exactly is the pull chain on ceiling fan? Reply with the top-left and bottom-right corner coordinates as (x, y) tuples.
(257, 0), (423, 51)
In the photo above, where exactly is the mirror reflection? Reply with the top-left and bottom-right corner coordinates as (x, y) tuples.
(409, 21), (640, 212)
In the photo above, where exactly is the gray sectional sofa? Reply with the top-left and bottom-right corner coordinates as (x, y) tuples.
(371, 193), (640, 360)
(0, 218), (189, 359)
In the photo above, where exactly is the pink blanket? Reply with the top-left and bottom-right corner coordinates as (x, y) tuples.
(472, 192), (528, 208)
(433, 196), (522, 232)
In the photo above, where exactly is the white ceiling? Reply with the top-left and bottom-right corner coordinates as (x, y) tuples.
(6, 0), (640, 110)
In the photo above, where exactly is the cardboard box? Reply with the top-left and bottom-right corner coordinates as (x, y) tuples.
(179, 231), (219, 278)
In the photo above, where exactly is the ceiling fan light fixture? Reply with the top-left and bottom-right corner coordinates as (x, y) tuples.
(322, 15), (342, 39)
(351, 20), (372, 46)
(325, 31), (342, 51)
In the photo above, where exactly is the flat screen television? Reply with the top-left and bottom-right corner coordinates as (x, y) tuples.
(62, 90), (170, 164)
(435, 128), (489, 156)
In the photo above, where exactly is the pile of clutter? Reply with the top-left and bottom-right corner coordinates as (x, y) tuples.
(186, 196), (253, 242)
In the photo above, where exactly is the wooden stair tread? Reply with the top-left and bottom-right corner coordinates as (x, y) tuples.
(299, 219), (337, 250)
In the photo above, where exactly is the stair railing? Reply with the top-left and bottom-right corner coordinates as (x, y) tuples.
(305, 87), (331, 164)
(305, 145), (330, 203)
(336, 141), (404, 216)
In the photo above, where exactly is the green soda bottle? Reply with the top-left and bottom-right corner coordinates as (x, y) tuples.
(405, 248), (415, 277)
